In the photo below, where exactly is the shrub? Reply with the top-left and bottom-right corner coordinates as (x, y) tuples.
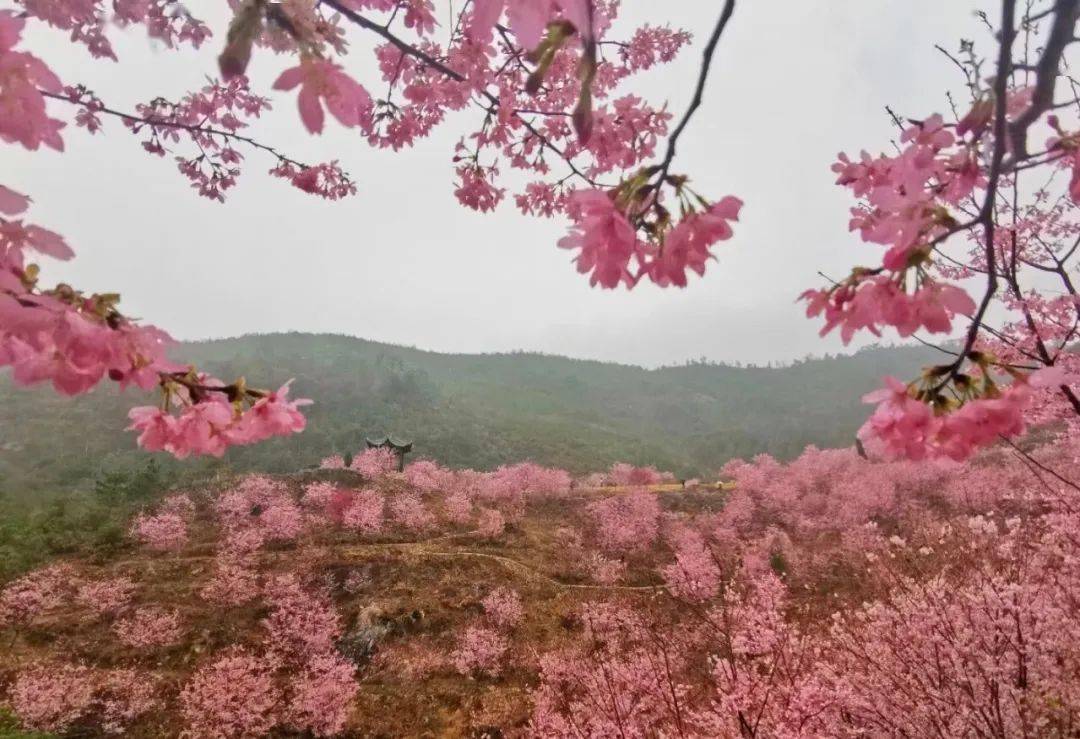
(586, 489), (661, 553)
(180, 649), (281, 739)
(341, 489), (384, 533)
(452, 626), (508, 677)
(349, 447), (397, 478)
(389, 493), (435, 533)
(262, 575), (342, 661)
(9, 663), (95, 734)
(476, 508), (505, 538)
(129, 512), (188, 552)
(113, 607), (184, 649)
(281, 653), (359, 737)
(0, 564), (78, 627)
(481, 587), (523, 629)
(76, 577), (136, 617)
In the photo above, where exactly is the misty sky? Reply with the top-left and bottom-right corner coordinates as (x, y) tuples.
(4, 2), (988, 367)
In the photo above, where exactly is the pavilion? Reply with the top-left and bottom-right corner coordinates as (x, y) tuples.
(365, 435), (413, 472)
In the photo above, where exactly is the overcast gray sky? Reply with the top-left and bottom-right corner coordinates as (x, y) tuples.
(4, 1), (987, 367)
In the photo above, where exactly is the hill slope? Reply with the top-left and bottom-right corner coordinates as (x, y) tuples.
(0, 333), (939, 500)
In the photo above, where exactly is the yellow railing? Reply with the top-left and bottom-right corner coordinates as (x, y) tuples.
(580, 481), (735, 494)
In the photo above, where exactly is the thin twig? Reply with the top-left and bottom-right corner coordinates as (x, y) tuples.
(42, 91), (311, 169)
(654, 0), (737, 188)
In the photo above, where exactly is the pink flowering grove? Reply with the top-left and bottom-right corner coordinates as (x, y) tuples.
(0, 438), (1077, 733)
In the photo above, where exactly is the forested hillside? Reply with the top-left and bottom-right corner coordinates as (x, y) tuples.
(1, 333), (939, 500)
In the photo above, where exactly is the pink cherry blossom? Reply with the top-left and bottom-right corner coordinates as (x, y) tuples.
(643, 196), (742, 287)
(76, 577), (136, 617)
(858, 373), (1038, 462)
(481, 587), (524, 628)
(273, 59), (373, 135)
(0, 11), (66, 152)
(0, 183), (29, 214)
(476, 507), (506, 537)
(390, 492), (436, 532)
(281, 653), (360, 737)
(802, 275), (975, 344)
(130, 511), (189, 551)
(9, 663), (96, 733)
(342, 488), (385, 533)
(661, 524), (721, 602)
(452, 624), (509, 676)
(857, 376), (940, 461)
(558, 188), (639, 288)
(263, 574), (342, 661)
(234, 381), (311, 441)
(113, 607), (184, 648)
(180, 649), (281, 739)
(454, 164), (505, 212)
(586, 489), (660, 553)
(200, 555), (261, 606)
(0, 564), (78, 628)
(349, 446), (398, 477)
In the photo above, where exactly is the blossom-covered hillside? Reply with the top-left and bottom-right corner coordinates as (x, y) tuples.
(2, 440), (1079, 737)
(0, 334), (942, 498)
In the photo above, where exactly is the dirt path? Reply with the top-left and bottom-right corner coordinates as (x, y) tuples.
(341, 546), (665, 593)
(106, 537), (666, 595)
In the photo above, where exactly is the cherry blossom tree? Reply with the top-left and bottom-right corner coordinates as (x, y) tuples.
(801, 0), (1080, 459)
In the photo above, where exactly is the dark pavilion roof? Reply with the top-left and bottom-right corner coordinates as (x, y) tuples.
(365, 436), (413, 452)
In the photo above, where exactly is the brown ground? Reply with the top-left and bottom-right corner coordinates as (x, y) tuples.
(0, 472), (728, 738)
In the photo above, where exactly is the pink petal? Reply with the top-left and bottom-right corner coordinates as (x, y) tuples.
(711, 195), (743, 221)
(26, 225), (74, 260)
(272, 65), (306, 91)
(1028, 366), (1075, 388)
(506, 0), (553, 51)
(938, 284), (975, 315)
(468, 0), (504, 42)
(297, 86), (325, 134)
(0, 185), (29, 214)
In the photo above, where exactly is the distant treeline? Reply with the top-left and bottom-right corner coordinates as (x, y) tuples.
(0, 332), (940, 501)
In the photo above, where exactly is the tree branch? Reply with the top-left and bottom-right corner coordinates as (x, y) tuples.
(322, 0), (467, 82)
(1007, 0), (1080, 159)
(654, 0), (737, 187)
(321, 0), (601, 186)
(42, 90), (313, 170)
(932, 0), (1018, 392)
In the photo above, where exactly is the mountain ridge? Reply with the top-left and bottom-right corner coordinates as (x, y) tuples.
(0, 332), (941, 500)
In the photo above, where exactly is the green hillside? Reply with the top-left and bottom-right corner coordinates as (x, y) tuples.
(0, 333), (943, 577)
(1, 332), (940, 498)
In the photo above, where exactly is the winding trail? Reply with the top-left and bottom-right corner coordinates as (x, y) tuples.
(107, 537), (666, 595)
(342, 545), (665, 593)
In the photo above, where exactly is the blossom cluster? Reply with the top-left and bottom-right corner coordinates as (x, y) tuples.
(10, 663), (159, 734)
(1, 10), (312, 459)
(181, 574), (358, 737)
(801, 86), (1080, 460)
(452, 586), (524, 677)
(127, 379), (311, 459)
(559, 188), (743, 289)
(130, 510), (189, 551)
(531, 437), (1080, 735)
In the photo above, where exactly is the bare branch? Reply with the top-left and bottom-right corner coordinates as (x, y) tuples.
(654, 0), (737, 186)
(1007, 0), (1080, 159)
(42, 90), (315, 170)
